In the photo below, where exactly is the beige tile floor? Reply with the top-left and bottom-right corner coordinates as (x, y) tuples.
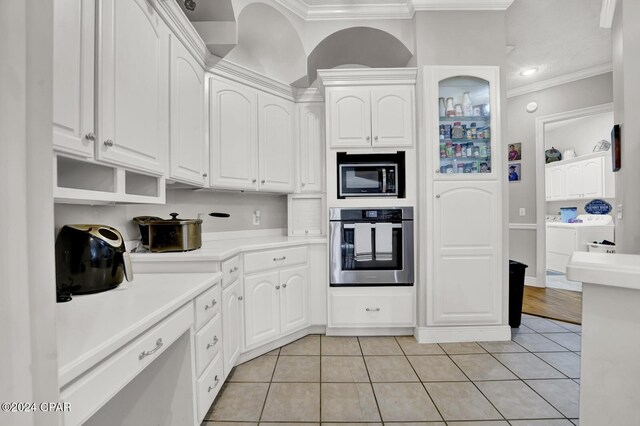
(204, 314), (581, 425)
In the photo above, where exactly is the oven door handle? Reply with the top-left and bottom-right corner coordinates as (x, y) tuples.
(342, 223), (402, 229)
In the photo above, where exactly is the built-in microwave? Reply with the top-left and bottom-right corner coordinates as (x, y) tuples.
(338, 163), (398, 198)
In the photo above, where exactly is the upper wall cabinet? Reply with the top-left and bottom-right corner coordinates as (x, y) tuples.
(319, 68), (417, 150)
(53, 0), (95, 158)
(209, 76), (258, 191)
(258, 93), (295, 193)
(327, 86), (414, 149)
(96, 0), (169, 175)
(169, 36), (207, 186)
(297, 103), (325, 193)
(209, 75), (295, 193)
(545, 152), (615, 201)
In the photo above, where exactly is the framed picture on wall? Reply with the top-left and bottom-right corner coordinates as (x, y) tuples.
(611, 124), (621, 172)
(508, 163), (521, 182)
(508, 143), (522, 161)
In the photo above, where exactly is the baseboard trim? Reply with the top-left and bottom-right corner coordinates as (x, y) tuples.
(326, 327), (414, 337)
(525, 275), (542, 287)
(415, 325), (511, 343)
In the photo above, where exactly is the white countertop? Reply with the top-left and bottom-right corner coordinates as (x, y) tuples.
(567, 252), (640, 291)
(56, 272), (221, 387)
(130, 234), (327, 263)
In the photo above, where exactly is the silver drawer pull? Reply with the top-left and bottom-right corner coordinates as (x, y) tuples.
(103, 139), (114, 147)
(273, 256), (286, 262)
(206, 336), (219, 349)
(229, 266), (238, 273)
(366, 307), (380, 312)
(275, 285), (280, 290)
(139, 338), (163, 360)
(282, 283), (287, 288)
(204, 299), (217, 310)
(207, 375), (220, 392)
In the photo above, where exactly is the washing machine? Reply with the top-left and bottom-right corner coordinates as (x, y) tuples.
(546, 214), (614, 273)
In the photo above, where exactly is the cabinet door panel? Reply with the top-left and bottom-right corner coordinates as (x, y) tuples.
(581, 158), (603, 198)
(280, 265), (309, 333)
(98, 0), (168, 174)
(329, 88), (371, 148)
(222, 280), (242, 377)
(431, 181), (501, 325)
(298, 104), (325, 193)
(244, 271), (280, 348)
(209, 77), (258, 190)
(259, 94), (294, 192)
(371, 86), (414, 147)
(564, 164), (582, 199)
(547, 166), (565, 200)
(169, 36), (206, 186)
(53, 0), (95, 158)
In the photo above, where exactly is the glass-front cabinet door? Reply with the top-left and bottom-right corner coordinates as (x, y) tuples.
(425, 67), (500, 180)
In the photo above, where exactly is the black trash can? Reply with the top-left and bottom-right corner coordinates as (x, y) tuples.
(509, 260), (528, 328)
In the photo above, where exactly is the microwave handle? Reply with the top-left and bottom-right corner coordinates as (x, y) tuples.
(382, 169), (387, 193)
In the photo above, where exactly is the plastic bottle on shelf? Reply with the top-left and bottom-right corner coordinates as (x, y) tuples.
(452, 158), (458, 173)
(462, 92), (473, 116)
(439, 98), (446, 117)
(445, 98), (455, 117)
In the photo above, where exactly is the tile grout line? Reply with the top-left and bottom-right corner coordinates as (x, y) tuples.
(256, 346), (280, 423)
(357, 336), (384, 424)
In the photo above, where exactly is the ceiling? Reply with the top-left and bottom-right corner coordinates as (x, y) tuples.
(506, 0), (611, 90)
(302, 0), (407, 4)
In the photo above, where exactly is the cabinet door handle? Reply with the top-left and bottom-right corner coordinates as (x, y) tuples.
(139, 338), (163, 360)
(85, 132), (96, 141)
(374, 136), (379, 141)
(366, 136), (371, 141)
(282, 283), (287, 288)
(301, 182), (306, 187)
(103, 139), (114, 147)
(435, 169), (440, 174)
(204, 299), (217, 310)
(261, 179), (266, 184)
(208, 375), (220, 392)
(435, 194), (441, 198)
(238, 296), (243, 301)
(276, 285), (280, 290)
(366, 307), (380, 312)
(273, 256), (286, 262)
(202, 173), (208, 178)
(206, 336), (219, 349)
(252, 179), (257, 183)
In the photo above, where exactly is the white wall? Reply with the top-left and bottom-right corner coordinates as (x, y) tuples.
(54, 189), (288, 242)
(612, 0), (640, 254)
(507, 73), (613, 274)
(545, 111), (613, 157)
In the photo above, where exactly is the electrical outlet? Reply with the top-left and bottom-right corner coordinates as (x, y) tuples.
(617, 204), (623, 220)
(253, 209), (261, 225)
(519, 208), (526, 216)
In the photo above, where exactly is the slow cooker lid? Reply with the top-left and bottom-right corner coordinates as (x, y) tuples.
(133, 213), (202, 225)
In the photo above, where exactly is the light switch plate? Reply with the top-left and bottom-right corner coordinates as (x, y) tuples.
(617, 204), (623, 219)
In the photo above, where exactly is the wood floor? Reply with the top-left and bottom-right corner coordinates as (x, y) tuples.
(522, 286), (583, 324)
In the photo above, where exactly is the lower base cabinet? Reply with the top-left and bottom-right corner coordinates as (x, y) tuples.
(222, 279), (243, 377)
(243, 248), (309, 349)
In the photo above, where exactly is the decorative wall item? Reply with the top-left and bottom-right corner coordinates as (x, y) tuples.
(585, 199), (613, 215)
(611, 124), (621, 171)
(508, 163), (521, 182)
(508, 143), (522, 161)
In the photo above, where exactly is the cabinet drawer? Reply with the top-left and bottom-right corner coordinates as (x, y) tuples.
(244, 246), (308, 274)
(197, 352), (223, 422)
(195, 282), (221, 330)
(221, 255), (240, 287)
(61, 303), (194, 426)
(330, 288), (415, 327)
(195, 313), (222, 376)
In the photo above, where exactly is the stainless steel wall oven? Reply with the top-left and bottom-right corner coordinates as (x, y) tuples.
(329, 207), (414, 286)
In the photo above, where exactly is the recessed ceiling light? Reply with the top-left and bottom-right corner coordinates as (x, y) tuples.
(520, 67), (538, 76)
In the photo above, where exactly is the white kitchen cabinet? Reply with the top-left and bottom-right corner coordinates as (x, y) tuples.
(222, 279), (242, 378)
(244, 271), (280, 348)
(297, 103), (325, 193)
(243, 247), (309, 349)
(287, 194), (326, 236)
(169, 36), (207, 186)
(280, 265), (309, 333)
(545, 153), (613, 201)
(97, 0), (169, 175)
(53, 0), (95, 158)
(545, 164), (565, 201)
(370, 86), (414, 147)
(327, 85), (414, 149)
(429, 180), (502, 326)
(258, 93), (295, 192)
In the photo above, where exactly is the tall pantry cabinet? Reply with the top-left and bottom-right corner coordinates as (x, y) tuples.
(421, 67), (506, 336)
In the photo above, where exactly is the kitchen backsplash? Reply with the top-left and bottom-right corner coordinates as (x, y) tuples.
(54, 189), (288, 240)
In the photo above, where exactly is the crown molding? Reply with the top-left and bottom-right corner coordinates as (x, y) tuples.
(272, 0), (512, 21)
(318, 67), (418, 87)
(294, 87), (324, 102)
(507, 63), (613, 98)
(208, 59), (297, 101)
(155, 0), (211, 68)
(412, 0), (513, 11)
